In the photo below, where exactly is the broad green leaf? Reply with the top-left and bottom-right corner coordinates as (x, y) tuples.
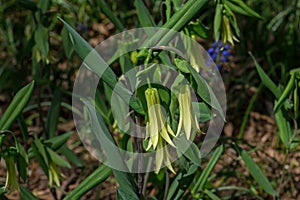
(20, 185), (39, 200)
(192, 102), (214, 122)
(250, 52), (281, 99)
(192, 145), (223, 194)
(134, 0), (156, 27)
(240, 149), (277, 196)
(174, 136), (201, 166)
(46, 147), (71, 168)
(0, 81), (34, 130)
(185, 62), (225, 120)
(59, 17), (144, 114)
(63, 165), (111, 200)
(174, 58), (190, 73)
(45, 88), (62, 139)
(83, 99), (139, 199)
(141, 0), (208, 47)
(96, 0), (124, 31)
(167, 164), (198, 200)
(44, 131), (73, 150)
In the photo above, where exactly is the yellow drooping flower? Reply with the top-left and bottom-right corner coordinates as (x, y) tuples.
(144, 88), (176, 173)
(176, 85), (201, 140)
(145, 88), (176, 150)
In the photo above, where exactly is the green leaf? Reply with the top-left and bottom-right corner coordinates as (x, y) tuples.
(228, 0), (262, 19)
(45, 88), (62, 139)
(0, 81), (34, 130)
(274, 106), (292, 148)
(174, 136), (201, 166)
(240, 148), (277, 196)
(59, 17), (144, 115)
(34, 24), (49, 56)
(167, 164), (198, 200)
(185, 62), (225, 120)
(20, 185), (39, 200)
(225, 1), (249, 16)
(63, 165), (111, 200)
(250, 52), (281, 99)
(44, 131), (73, 150)
(117, 187), (141, 200)
(61, 23), (74, 59)
(46, 147), (71, 168)
(174, 58), (190, 73)
(32, 136), (49, 176)
(274, 73), (295, 113)
(186, 21), (210, 39)
(192, 145), (223, 194)
(192, 102), (214, 122)
(0, 187), (8, 196)
(58, 145), (84, 167)
(83, 99), (139, 199)
(134, 0), (156, 27)
(214, 4), (223, 41)
(16, 142), (28, 182)
(204, 189), (222, 200)
(37, 0), (50, 13)
(96, 0), (124, 31)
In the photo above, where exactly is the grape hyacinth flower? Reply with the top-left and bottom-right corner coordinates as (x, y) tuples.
(207, 40), (231, 70)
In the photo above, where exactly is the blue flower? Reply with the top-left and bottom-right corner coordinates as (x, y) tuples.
(207, 40), (231, 69)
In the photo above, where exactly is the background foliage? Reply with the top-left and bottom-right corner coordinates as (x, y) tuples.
(0, 0), (299, 199)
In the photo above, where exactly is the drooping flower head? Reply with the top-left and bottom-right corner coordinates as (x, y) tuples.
(144, 87), (176, 173)
(176, 85), (202, 140)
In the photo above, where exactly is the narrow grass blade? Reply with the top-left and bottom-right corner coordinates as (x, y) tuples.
(250, 52), (281, 99)
(63, 165), (112, 200)
(134, 0), (156, 27)
(0, 81), (34, 130)
(191, 145), (223, 194)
